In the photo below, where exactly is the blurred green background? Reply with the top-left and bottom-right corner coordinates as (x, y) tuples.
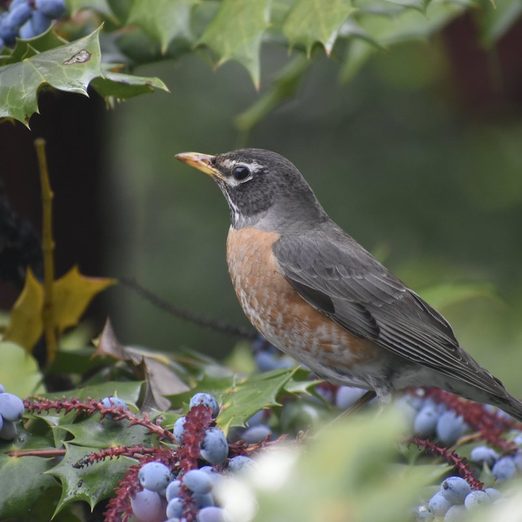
(105, 37), (522, 396)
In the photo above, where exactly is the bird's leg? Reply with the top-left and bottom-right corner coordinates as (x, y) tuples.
(331, 390), (377, 423)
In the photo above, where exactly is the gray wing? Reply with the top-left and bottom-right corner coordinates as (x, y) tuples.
(273, 225), (505, 396)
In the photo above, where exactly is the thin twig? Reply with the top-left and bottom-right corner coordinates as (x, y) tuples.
(119, 276), (256, 339)
(7, 448), (66, 458)
(35, 138), (58, 362)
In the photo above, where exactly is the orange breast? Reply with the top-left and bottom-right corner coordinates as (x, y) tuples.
(226, 227), (379, 374)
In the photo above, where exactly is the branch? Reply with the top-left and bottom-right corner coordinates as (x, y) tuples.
(119, 276), (256, 339)
(409, 436), (484, 490)
(34, 138), (58, 362)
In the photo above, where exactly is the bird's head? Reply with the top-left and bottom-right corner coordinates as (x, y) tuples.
(176, 148), (326, 229)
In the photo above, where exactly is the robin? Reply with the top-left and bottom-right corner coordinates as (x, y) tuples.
(176, 148), (522, 420)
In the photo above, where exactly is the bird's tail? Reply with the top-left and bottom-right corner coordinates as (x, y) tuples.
(491, 393), (522, 423)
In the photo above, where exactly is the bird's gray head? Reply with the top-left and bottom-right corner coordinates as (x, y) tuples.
(176, 148), (327, 230)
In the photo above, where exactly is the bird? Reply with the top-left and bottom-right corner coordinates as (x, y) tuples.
(176, 148), (522, 421)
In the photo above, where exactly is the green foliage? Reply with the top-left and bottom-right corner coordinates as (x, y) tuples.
(2, 0), (522, 125)
(169, 368), (297, 431)
(48, 443), (133, 516)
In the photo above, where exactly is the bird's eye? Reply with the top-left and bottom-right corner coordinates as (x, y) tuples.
(232, 165), (251, 181)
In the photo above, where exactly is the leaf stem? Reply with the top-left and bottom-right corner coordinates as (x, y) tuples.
(34, 138), (58, 363)
(7, 448), (66, 458)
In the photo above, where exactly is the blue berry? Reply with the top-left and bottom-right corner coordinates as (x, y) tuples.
(19, 19), (36, 38)
(485, 487), (501, 501)
(7, 1), (32, 28)
(173, 416), (186, 443)
(0, 419), (17, 440)
(166, 479), (182, 501)
(464, 490), (490, 509)
(228, 455), (255, 473)
(194, 492), (215, 508)
(190, 393), (219, 418)
(444, 505), (466, 521)
(100, 396), (127, 420)
(29, 10), (51, 36)
(166, 497), (184, 519)
(35, 0), (66, 18)
(182, 469), (213, 494)
(513, 432), (522, 446)
(130, 489), (163, 522)
(201, 427), (228, 465)
(335, 386), (367, 410)
(246, 410), (265, 427)
(470, 446), (499, 466)
(436, 411), (465, 446)
(197, 506), (226, 522)
(428, 492), (451, 517)
(0, 392), (25, 421)
(101, 396), (127, 410)
(440, 476), (471, 504)
(413, 405), (439, 437)
(254, 351), (280, 372)
(241, 425), (271, 444)
(492, 456), (516, 481)
(138, 461), (172, 492)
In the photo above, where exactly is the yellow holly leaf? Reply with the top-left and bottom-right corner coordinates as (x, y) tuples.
(53, 266), (116, 332)
(4, 269), (44, 351)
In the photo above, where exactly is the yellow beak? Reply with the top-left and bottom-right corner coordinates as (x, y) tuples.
(175, 152), (223, 180)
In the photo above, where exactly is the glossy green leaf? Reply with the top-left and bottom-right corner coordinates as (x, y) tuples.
(92, 70), (169, 98)
(47, 442), (134, 516)
(283, 0), (355, 55)
(341, 0), (466, 81)
(198, 0), (271, 88)
(169, 368), (296, 431)
(127, 0), (197, 54)
(0, 454), (60, 520)
(43, 380), (143, 404)
(0, 28), (103, 125)
(60, 415), (151, 448)
(0, 342), (45, 397)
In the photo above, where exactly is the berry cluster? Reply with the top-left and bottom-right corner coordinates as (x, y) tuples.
(403, 389), (522, 521)
(0, 0), (66, 48)
(0, 384), (24, 441)
(128, 392), (257, 522)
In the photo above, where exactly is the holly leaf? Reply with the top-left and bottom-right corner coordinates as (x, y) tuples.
(283, 0), (355, 55)
(127, 0), (197, 53)
(60, 415), (151, 448)
(0, 28), (103, 125)
(43, 380), (143, 404)
(3, 269), (43, 351)
(0, 454), (60, 520)
(0, 29), (67, 66)
(91, 70), (169, 99)
(53, 267), (115, 333)
(0, 342), (45, 396)
(198, 0), (271, 88)
(169, 368), (296, 431)
(47, 442), (133, 516)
